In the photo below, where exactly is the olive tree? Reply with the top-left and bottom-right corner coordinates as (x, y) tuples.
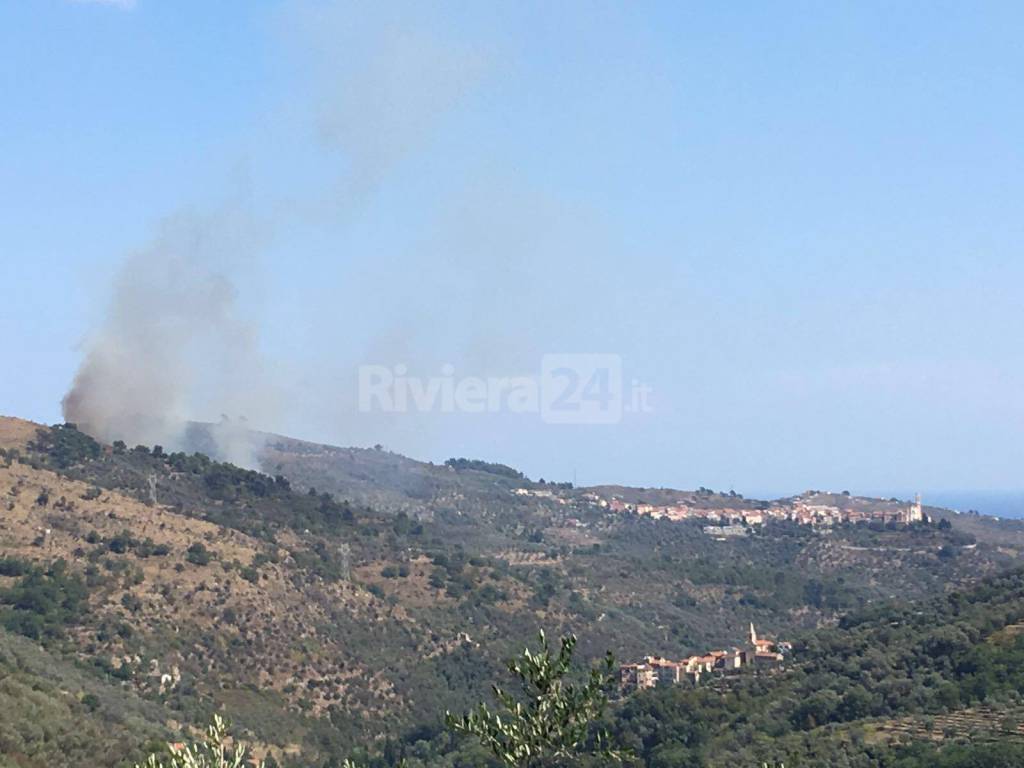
(445, 630), (623, 768)
(133, 715), (262, 768)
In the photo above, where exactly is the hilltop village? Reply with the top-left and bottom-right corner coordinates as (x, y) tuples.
(620, 624), (791, 692)
(591, 492), (925, 527)
(515, 486), (926, 530)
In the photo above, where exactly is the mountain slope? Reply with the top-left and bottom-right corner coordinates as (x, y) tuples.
(4, 416), (1024, 765)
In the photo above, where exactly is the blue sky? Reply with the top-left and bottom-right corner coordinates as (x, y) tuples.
(2, 1), (1023, 496)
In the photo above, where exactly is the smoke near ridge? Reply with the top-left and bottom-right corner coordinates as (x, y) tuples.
(62, 206), (275, 468)
(61, 2), (489, 467)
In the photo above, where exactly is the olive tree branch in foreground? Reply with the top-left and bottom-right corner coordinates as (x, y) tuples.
(134, 631), (624, 768)
(133, 714), (262, 768)
(445, 630), (625, 768)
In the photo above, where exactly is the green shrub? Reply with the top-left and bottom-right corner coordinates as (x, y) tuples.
(186, 544), (211, 566)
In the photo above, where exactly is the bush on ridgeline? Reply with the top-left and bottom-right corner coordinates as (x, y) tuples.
(444, 457), (525, 480)
(29, 423), (102, 469)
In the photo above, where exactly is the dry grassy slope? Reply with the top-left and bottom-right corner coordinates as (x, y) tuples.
(0, 456), (428, 722)
(0, 416), (38, 451)
(0, 417), (578, 754)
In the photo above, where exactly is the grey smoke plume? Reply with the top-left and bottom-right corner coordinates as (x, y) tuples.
(62, 206), (274, 468)
(62, 2), (492, 466)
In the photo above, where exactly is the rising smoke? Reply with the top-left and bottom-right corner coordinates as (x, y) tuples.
(60, 2), (486, 467)
(62, 206), (274, 468)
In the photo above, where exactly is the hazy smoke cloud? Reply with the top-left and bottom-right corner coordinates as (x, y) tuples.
(62, 1), (497, 467)
(62, 206), (274, 468)
(315, 26), (485, 197)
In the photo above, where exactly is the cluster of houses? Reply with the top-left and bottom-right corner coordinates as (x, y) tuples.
(513, 487), (567, 503)
(513, 486), (927, 533)
(786, 498), (925, 526)
(594, 494), (924, 529)
(620, 624), (791, 692)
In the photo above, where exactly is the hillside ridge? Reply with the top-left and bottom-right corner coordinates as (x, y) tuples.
(3, 415), (1024, 766)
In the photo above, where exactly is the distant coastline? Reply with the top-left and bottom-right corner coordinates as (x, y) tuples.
(853, 490), (1024, 521)
(743, 490), (1024, 521)
(917, 491), (1024, 520)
